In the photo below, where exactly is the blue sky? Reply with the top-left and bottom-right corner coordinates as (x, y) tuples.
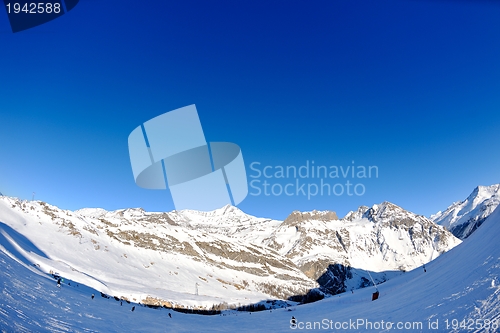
(1, 0), (499, 220)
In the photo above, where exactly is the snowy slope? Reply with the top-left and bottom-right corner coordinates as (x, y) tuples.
(0, 197), (314, 308)
(0, 204), (498, 332)
(432, 184), (500, 239)
(281, 202), (500, 332)
(0, 196), (461, 309)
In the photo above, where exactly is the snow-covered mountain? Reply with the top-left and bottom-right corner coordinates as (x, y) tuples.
(432, 184), (500, 239)
(0, 197), (314, 308)
(0, 196), (459, 309)
(1, 200), (498, 332)
(261, 202), (459, 295)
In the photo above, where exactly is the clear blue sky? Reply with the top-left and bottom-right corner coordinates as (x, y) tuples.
(1, 0), (499, 220)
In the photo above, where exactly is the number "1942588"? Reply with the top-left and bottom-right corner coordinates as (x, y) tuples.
(5, 2), (62, 14)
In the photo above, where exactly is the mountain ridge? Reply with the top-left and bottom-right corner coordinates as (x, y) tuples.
(0, 195), (460, 308)
(432, 183), (500, 239)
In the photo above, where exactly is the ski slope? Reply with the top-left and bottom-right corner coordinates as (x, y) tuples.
(1, 205), (499, 332)
(0, 197), (314, 307)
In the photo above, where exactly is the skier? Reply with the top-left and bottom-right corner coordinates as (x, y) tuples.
(91, 294), (94, 299)
(57, 278), (61, 288)
(131, 306), (135, 312)
(291, 316), (297, 328)
(168, 313), (172, 318)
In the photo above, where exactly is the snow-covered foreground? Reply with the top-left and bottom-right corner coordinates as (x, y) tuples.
(1, 205), (499, 332)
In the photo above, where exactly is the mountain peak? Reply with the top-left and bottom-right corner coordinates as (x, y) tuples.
(473, 184), (500, 198)
(343, 205), (370, 221)
(366, 201), (407, 221)
(432, 183), (500, 239)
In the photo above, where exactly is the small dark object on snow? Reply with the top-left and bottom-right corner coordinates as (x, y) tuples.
(168, 313), (171, 318)
(131, 306), (135, 312)
(372, 291), (380, 301)
(91, 294), (94, 299)
(121, 301), (122, 306)
(291, 316), (297, 328)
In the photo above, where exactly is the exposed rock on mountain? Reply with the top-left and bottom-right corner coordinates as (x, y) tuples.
(262, 201), (460, 294)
